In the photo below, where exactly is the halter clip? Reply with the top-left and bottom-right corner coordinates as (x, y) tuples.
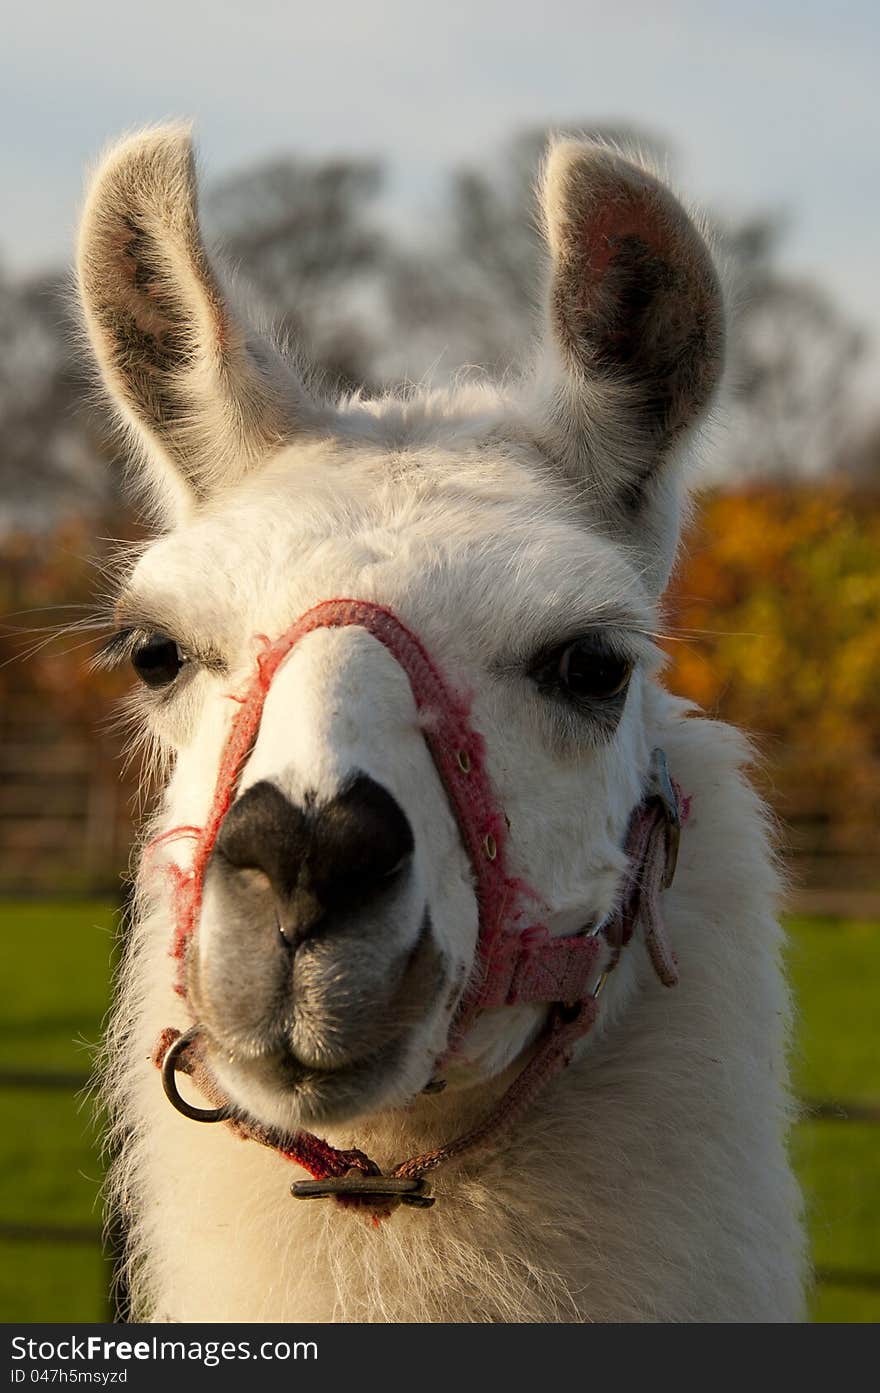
(646, 747), (681, 890)
(291, 1172), (435, 1208)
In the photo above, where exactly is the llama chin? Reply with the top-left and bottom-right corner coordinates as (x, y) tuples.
(79, 125), (806, 1322)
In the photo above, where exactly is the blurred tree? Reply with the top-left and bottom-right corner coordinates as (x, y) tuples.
(0, 266), (118, 530)
(711, 217), (866, 482)
(665, 485), (880, 856)
(0, 518), (141, 891)
(204, 156), (388, 394)
(0, 518), (130, 720)
(833, 415), (880, 486)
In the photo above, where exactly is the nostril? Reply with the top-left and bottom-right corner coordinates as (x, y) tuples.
(214, 780), (309, 895)
(212, 773), (415, 943)
(314, 775), (415, 895)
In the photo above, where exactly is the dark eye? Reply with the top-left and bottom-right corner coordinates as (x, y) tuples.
(535, 635), (633, 703)
(131, 633), (187, 688)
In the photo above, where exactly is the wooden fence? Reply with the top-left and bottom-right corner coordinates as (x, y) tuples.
(0, 693), (133, 895)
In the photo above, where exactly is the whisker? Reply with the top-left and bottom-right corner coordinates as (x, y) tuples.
(0, 604), (99, 620)
(653, 626), (767, 641)
(0, 620), (117, 671)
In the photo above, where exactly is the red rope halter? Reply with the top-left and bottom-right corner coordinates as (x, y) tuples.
(154, 599), (686, 1217)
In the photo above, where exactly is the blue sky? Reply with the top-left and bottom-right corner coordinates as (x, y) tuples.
(4, 1), (878, 375)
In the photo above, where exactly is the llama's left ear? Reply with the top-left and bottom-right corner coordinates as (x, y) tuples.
(534, 140), (726, 590)
(77, 125), (312, 522)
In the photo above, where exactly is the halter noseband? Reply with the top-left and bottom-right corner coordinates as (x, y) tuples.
(154, 598), (685, 1218)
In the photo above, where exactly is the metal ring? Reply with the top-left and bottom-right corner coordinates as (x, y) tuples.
(161, 1025), (233, 1123)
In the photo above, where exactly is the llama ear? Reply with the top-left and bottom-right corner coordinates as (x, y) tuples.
(535, 140), (725, 589)
(77, 125), (309, 520)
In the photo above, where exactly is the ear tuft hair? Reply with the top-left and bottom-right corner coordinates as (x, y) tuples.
(534, 139), (726, 588)
(77, 125), (310, 520)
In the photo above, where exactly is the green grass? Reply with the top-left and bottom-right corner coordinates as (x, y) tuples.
(0, 900), (116, 1322)
(786, 916), (880, 1105)
(0, 1242), (110, 1324)
(0, 902), (877, 1321)
(785, 915), (880, 1321)
(0, 901), (115, 1075)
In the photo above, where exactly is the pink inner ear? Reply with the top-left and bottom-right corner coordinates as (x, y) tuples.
(101, 219), (171, 340)
(580, 199), (663, 283)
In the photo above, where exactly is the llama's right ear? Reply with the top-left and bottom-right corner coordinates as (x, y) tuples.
(532, 140), (725, 591)
(77, 125), (310, 521)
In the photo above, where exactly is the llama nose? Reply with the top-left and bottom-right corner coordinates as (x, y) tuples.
(213, 775), (414, 947)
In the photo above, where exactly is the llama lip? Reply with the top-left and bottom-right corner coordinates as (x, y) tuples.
(215, 1028), (410, 1126)
(190, 907), (449, 1125)
(288, 907), (445, 1067)
(202, 1005), (417, 1129)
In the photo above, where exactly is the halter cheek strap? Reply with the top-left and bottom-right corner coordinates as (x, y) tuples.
(153, 599), (687, 1217)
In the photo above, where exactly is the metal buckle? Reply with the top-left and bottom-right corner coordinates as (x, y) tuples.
(291, 1173), (435, 1208)
(646, 747), (681, 890)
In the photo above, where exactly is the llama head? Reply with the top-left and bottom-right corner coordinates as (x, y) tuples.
(78, 127), (724, 1133)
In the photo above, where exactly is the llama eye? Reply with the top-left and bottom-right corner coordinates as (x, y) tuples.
(557, 638), (632, 700)
(533, 636), (633, 704)
(131, 633), (187, 688)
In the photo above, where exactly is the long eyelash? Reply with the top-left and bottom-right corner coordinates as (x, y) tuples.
(91, 628), (139, 671)
(92, 627), (226, 678)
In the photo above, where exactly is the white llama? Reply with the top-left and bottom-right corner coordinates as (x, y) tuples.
(78, 125), (806, 1322)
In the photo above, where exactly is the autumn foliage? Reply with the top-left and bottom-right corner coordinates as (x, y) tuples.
(0, 516), (135, 724)
(665, 485), (880, 854)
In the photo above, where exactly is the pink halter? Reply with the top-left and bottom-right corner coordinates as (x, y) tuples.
(156, 598), (685, 1216)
